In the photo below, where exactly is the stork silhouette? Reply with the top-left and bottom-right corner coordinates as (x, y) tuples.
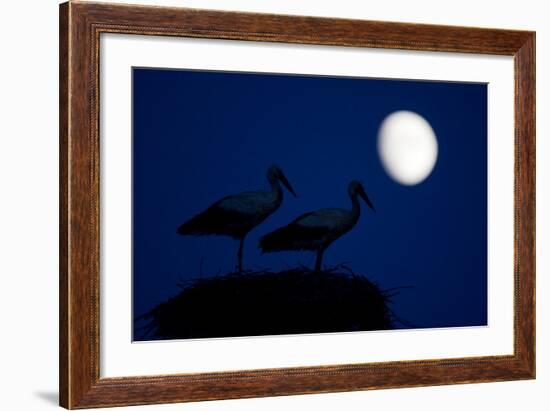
(177, 165), (297, 273)
(259, 180), (375, 271)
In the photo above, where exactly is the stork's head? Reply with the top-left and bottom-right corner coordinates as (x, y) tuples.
(348, 180), (375, 212)
(267, 165), (297, 197)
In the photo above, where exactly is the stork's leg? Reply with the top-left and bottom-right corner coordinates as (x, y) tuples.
(237, 237), (245, 273)
(315, 248), (325, 272)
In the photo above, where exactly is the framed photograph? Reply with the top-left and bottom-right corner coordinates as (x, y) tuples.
(59, 1), (535, 408)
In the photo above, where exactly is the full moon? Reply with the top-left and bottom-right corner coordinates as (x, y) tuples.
(377, 111), (438, 185)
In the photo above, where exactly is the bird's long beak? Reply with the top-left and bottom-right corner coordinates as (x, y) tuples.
(359, 187), (376, 212)
(279, 172), (297, 197)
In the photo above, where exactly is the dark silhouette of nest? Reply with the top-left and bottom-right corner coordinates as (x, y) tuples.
(135, 265), (402, 340)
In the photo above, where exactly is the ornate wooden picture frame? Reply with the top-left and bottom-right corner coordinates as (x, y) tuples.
(59, 1), (535, 408)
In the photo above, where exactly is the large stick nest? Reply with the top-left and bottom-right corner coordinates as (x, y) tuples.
(136, 265), (403, 340)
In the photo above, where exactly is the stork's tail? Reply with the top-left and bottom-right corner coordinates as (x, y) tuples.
(177, 222), (194, 235)
(259, 226), (295, 252)
(177, 215), (207, 235)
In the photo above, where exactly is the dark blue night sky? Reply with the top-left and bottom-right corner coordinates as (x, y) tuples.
(133, 68), (487, 338)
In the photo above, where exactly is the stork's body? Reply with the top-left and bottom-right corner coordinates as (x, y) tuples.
(177, 166), (296, 272)
(259, 181), (375, 271)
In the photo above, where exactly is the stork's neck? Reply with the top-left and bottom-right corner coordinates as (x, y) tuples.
(268, 176), (283, 202)
(349, 192), (361, 223)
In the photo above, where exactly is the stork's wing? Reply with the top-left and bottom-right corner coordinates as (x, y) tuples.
(216, 191), (274, 215)
(292, 209), (348, 232)
(177, 191), (274, 239)
(259, 209), (346, 252)
(177, 200), (252, 239)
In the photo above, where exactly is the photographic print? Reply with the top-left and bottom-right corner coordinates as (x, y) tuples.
(60, 5), (535, 406)
(133, 68), (487, 341)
